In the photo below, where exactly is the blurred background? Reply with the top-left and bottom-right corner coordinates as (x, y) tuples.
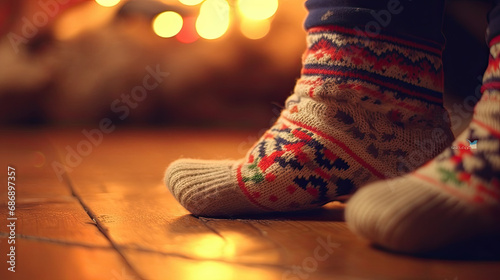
(0, 0), (493, 129)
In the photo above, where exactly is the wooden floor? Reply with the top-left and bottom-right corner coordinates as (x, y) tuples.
(1, 128), (499, 280)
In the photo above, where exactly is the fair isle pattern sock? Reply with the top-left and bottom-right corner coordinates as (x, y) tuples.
(165, 26), (454, 217)
(345, 37), (500, 253)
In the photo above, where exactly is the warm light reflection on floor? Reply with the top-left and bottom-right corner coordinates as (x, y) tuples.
(184, 261), (235, 280)
(190, 234), (235, 259)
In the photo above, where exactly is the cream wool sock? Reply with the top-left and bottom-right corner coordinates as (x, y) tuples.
(345, 37), (500, 253)
(165, 26), (454, 217)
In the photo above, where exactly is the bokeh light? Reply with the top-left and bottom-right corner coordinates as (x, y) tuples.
(196, 0), (230, 40)
(95, 0), (121, 8)
(176, 16), (199, 43)
(240, 18), (270, 40)
(153, 11), (184, 38)
(179, 0), (205, 6)
(237, 0), (278, 20)
(54, 2), (117, 40)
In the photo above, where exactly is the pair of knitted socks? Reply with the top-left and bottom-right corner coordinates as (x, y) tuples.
(165, 0), (500, 253)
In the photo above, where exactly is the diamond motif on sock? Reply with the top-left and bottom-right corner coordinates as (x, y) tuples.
(165, 26), (454, 216)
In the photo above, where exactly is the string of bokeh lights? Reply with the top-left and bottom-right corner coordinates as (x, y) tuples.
(95, 0), (279, 43)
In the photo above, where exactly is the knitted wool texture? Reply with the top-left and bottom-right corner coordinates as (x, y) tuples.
(165, 26), (454, 217)
(345, 36), (500, 253)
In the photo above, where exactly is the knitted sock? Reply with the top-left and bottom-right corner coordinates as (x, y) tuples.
(164, 0), (454, 217)
(165, 25), (454, 217)
(345, 36), (500, 254)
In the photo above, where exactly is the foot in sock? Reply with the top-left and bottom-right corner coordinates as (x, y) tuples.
(345, 36), (500, 254)
(164, 24), (454, 217)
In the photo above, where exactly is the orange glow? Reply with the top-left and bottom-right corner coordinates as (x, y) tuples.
(153, 11), (183, 38)
(184, 262), (235, 280)
(240, 18), (270, 40)
(95, 0), (120, 7)
(176, 16), (199, 43)
(237, 0), (278, 20)
(54, 2), (117, 40)
(33, 151), (46, 168)
(195, 0), (230, 40)
(191, 235), (227, 258)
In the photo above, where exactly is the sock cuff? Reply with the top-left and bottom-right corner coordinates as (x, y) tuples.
(301, 26), (445, 106)
(304, 0), (446, 47)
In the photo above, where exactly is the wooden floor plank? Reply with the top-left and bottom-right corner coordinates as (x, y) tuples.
(0, 237), (138, 280)
(3, 128), (499, 280)
(0, 130), (111, 247)
(0, 129), (141, 279)
(0, 129), (72, 199)
(46, 128), (254, 185)
(53, 129), (500, 280)
(120, 249), (298, 280)
(0, 198), (111, 247)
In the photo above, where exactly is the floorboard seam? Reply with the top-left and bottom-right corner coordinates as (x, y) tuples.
(48, 140), (147, 280)
(198, 217), (228, 242)
(0, 232), (111, 249)
(62, 172), (146, 280)
(47, 139), (145, 279)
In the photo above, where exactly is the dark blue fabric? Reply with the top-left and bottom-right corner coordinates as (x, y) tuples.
(488, 0), (500, 42)
(304, 0), (446, 45)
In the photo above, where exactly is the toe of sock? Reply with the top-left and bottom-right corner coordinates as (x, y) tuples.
(345, 176), (491, 253)
(165, 159), (264, 217)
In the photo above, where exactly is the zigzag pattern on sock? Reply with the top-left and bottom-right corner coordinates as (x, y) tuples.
(165, 26), (454, 216)
(301, 26), (444, 104)
(233, 26), (454, 212)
